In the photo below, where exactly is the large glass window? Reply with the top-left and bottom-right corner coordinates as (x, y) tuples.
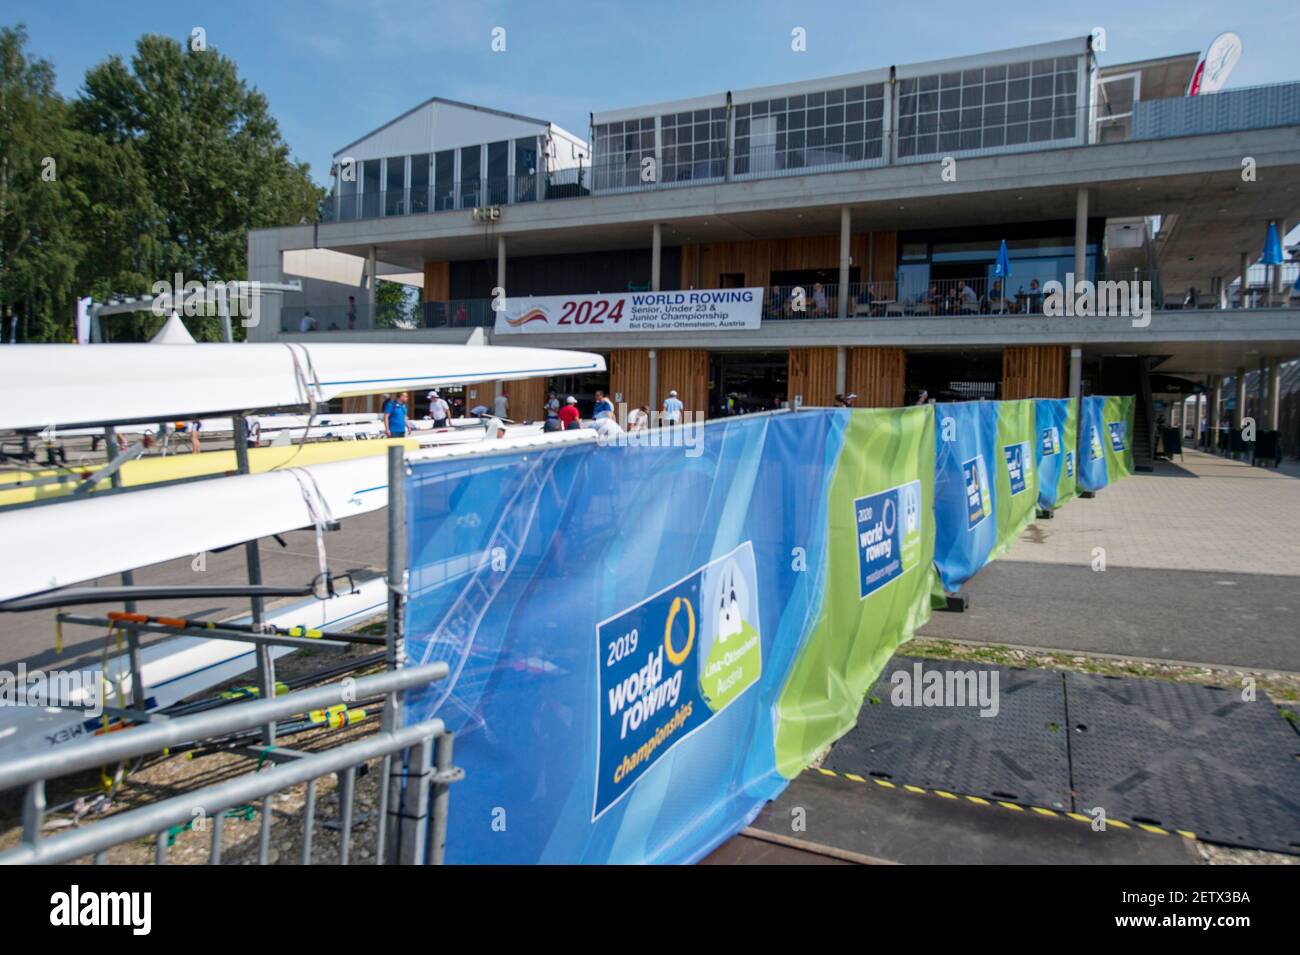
(486, 140), (509, 205)
(459, 145), (481, 208)
(384, 156), (405, 215)
(409, 153), (429, 214)
(733, 83), (885, 175)
(361, 159), (381, 218)
(660, 107), (727, 182)
(592, 117), (655, 190)
(514, 137), (538, 202)
(337, 159), (359, 221)
(896, 56), (1078, 158)
(433, 150), (454, 211)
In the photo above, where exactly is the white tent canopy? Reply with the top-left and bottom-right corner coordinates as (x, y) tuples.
(149, 311), (196, 344)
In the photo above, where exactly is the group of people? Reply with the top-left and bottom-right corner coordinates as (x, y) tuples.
(916, 279), (1045, 315)
(540, 388), (685, 435)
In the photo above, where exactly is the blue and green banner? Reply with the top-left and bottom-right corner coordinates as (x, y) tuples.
(1078, 395), (1135, 491)
(932, 401), (999, 592)
(402, 407), (936, 864)
(992, 399), (1039, 561)
(1034, 398), (1078, 510)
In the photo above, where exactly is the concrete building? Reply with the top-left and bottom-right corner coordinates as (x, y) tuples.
(248, 36), (1300, 462)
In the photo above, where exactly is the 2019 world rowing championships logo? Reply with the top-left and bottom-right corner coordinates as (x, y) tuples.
(506, 307), (549, 327)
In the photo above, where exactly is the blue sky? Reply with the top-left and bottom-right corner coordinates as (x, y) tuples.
(9, 0), (1299, 184)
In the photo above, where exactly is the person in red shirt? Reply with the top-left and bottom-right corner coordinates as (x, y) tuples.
(558, 395), (582, 430)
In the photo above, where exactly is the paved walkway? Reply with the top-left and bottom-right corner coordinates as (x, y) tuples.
(919, 452), (1300, 671)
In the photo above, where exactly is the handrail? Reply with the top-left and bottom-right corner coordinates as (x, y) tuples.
(0, 661), (449, 791)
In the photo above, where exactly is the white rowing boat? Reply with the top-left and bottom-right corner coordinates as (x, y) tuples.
(0, 341), (604, 430)
(0, 429), (595, 604)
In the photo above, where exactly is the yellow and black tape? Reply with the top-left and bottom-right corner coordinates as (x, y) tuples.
(813, 767), (1196, 840)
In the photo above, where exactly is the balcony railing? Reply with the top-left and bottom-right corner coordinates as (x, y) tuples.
(280, 268), (1298, 334)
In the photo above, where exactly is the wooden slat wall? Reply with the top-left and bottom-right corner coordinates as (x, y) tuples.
(680, 233), (897, 290)
(609, 349), (651, 414)
(788, 347), (840, 408)
(503, 377), (548, 421)
(657, 349), (709, 421)
(846, 347), (906, 408)
(1002, 346), (1068, 399)
(423, 261), (450, 300)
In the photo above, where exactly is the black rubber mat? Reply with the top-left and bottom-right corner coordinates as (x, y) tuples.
(825, 655), (1300, 855)
(824, 656), (1072, 810)
(1065, 673), (1300, 854)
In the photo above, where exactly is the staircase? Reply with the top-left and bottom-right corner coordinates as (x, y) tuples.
(1097, 356), (1156, 471)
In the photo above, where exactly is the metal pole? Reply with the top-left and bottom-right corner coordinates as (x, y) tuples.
(233, 414), (275, 744)
(103, 426), (146, 712)
(383, 444), (409, 862)
(428, 732), (454, 865)
(651, 223), (662, 292)
(838, 207), (851, 319)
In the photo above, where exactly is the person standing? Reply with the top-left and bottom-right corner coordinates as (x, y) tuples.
(428, 390), (450, 428)
(559, 395), (581, 430)
(662, 390), (683, 427)
(494, 390), (509, 420)
(593, 390), (614, 420)
(346, 296), (358, 330)
(545, 390), (560, 423)
(386, 393), (409, 438)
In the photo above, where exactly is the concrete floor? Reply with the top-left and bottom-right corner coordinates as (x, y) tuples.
(919, 451), (1300, 672)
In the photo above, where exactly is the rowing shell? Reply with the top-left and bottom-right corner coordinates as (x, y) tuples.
(0, 341), (604, 430)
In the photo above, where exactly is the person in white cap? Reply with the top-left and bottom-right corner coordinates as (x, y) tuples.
(481, 416), (508, 440)
(662, 389), (683, 426)
(559, 395), (581, 430)
(428, 390), (450, 428)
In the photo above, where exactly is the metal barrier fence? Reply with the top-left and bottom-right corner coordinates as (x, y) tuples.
(0, 662), (456, 865)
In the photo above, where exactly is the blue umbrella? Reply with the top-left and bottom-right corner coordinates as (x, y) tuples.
(1263, 222), (1283, 265)
(992, 240), (1011, 312)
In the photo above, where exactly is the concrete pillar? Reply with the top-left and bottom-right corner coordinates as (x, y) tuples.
(1068, 346), (1082, 400)
(1234, 367), (1247, 429)
(648, 349), (658, 412)
(651, 223), (662, 292)
(1209, 376), (1222, 452)
(496, 235), (507, 294)
(367, 246), (378, 315)
(835, 347), (847, 394)
(838, 207), (852, 319)
(1267, 359), (1281, 432)
(1239, 252), (1250, 309)
(1073, 188), (1089, 287)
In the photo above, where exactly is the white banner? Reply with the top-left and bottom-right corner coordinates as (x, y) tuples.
(492, 288), (763, 335)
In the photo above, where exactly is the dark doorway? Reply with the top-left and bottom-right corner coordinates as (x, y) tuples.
(905, 350), (1003, 403)
(551, 361), (610, 419)
(709, 351), (789, 418)
(719, 273), (745, 289)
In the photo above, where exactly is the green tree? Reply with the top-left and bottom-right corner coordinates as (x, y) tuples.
(0, 25), (86, 342)
(74, 33), (324, 340)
